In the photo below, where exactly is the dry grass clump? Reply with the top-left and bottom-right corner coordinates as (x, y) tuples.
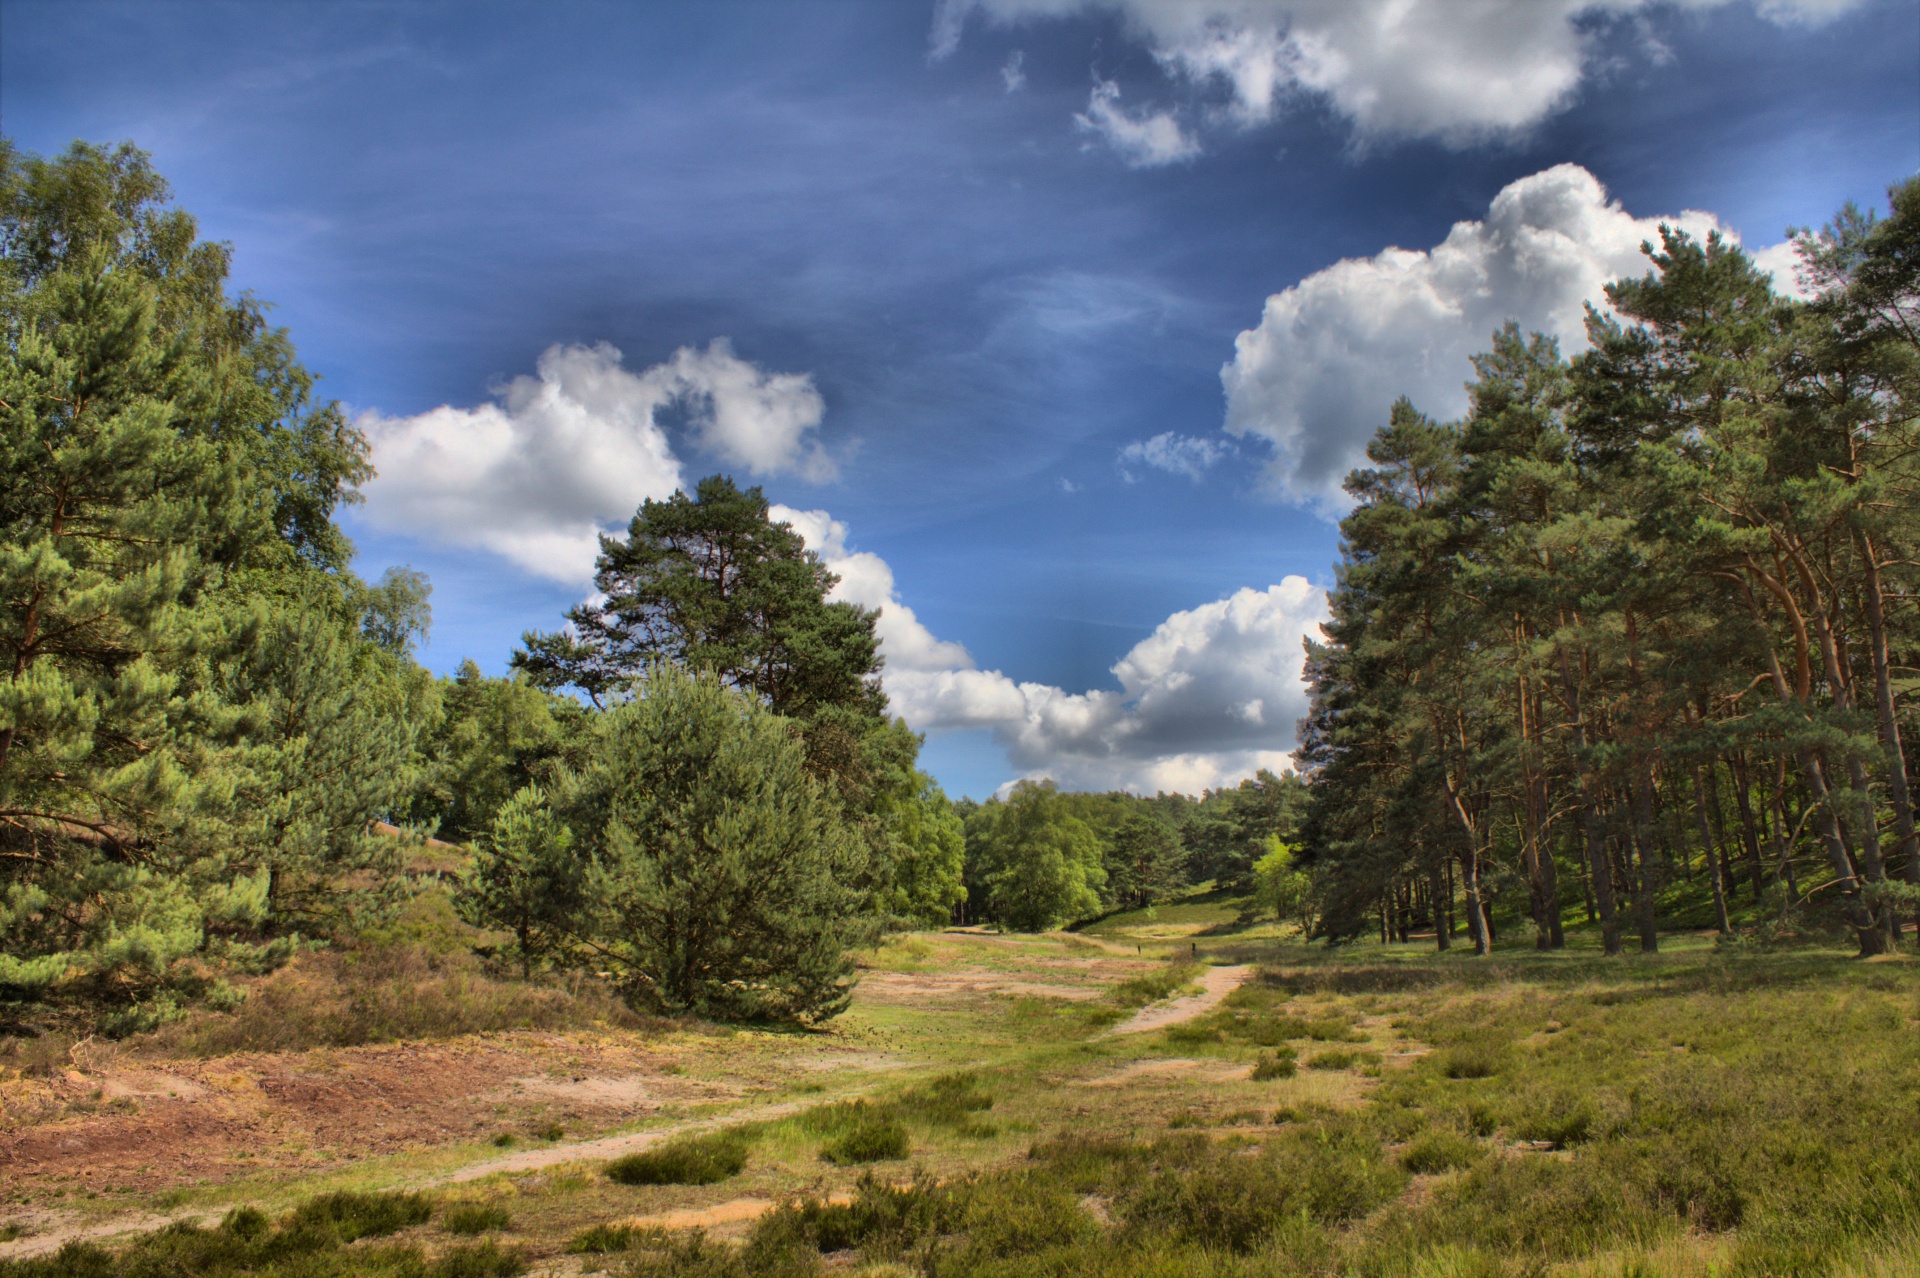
(144, 895), (647, 1056)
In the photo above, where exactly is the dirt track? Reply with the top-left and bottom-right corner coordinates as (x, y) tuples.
(1106, 964), (1251, 1036)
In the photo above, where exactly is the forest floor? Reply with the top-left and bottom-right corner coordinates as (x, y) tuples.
(2, 896), (1916, 1277)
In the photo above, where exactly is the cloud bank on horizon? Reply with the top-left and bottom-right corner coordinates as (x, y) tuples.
(354, 161), (1810, 795)
(777, 503), (1327, 794)
(932, 0), (1864, 164)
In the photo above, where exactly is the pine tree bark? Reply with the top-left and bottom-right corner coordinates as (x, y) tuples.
(1557, 644), (1622, 954)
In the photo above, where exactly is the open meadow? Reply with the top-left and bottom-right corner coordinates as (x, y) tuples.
(3, 893), (1916, 1278)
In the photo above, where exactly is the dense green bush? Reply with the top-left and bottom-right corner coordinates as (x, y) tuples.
(286, 1191), (434, 1242)
(1398, 1129), (1481, 1174)
(1249, 1049), (1297, 1080)
(604, 1130), (753, 1186)
(821, 1117), (911, 1164)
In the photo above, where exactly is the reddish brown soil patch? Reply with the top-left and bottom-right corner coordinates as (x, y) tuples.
(0, 1033), (732, 1195)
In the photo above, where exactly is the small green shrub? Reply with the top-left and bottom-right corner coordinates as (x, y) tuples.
(1162, 1020), (1225, 1045)
(287, 1190), (435, 1241)
(795, 1098), (877, 1136)
(822, 1118), (910, 1164)
(443, 1203), (512, 1235)
(1302, 1018), (1367, 1042)
(897, 1071), (995, 1127)
(606, 1130), (752, 1185)
(1400, 1129), (1481, 1174)
(1118, 1123), (1404, 1251)
(616, 1225), (820, 1278)
(762, 1172), (952, 1254)
(1250, 1048), (1298, 1080)
(566, 1223), (637, 1254)
(1508, 1094), (1596, 1148)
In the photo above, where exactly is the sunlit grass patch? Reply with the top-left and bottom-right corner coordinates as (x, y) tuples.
(821, 1117), (911, 1165)
(1107, 962), (1205, 1009)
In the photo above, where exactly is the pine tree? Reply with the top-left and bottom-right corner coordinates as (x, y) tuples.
(575, 664), (870, 1024)
(0, 141), (408, 1014)
(461, 785), (588, 979)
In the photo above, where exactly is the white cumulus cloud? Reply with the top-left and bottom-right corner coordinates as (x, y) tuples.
(665, 339), (835, 482)
(772, 505), (976, 673)
(893, 579), (1329, 794)
(1074, 79), (1200, 167)
(358, 340), (833, 582)
(777, 506), (1328, 793)
(1220, 163), (1803, 509)
(934, 0), (1864, 148)
(1117, 431), (1232, 481)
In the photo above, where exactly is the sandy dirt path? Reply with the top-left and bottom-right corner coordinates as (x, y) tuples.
(434, 1099), (810, 1184)
(1105, 964), (1252, 1036)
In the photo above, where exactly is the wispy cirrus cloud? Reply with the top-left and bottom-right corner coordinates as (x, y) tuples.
(935, 0), (1866, 157)
(1073, 78), (1199, 167)
(1117, 431), (1233, 482)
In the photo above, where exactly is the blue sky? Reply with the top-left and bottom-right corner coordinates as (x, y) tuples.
(5, 0), (1916, 797)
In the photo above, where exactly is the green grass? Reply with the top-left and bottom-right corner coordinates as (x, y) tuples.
(1107, 962), (1205, 1008)
(603, 1130), (753, 1186)
(441, 1204), (511, 1235)
(821, 1117), (910, 1164)
(583, 941), (1920, 1276)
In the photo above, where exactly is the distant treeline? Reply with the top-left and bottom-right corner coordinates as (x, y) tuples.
(953, 773), (1303, 931)
(1299, 176), (1920, 956)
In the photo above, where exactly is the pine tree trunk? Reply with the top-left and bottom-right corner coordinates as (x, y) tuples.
(1628, 766), (1663, 953)
(1740, 576), (1882, 953)
(1858, 535), (1920, 930)
(1691, 765), (1732, 934)
(1769, 763), (1801, 911)
(1729, 751), (1767, 903)
(1429, 860), (1451, 951)
(1557, 645), (1622, 954)
(1460, 848), (1490, 956)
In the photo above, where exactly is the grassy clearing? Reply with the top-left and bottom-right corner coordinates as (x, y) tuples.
(7, 911), (1919, 1276)
(578, 937), (1920, 1275)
